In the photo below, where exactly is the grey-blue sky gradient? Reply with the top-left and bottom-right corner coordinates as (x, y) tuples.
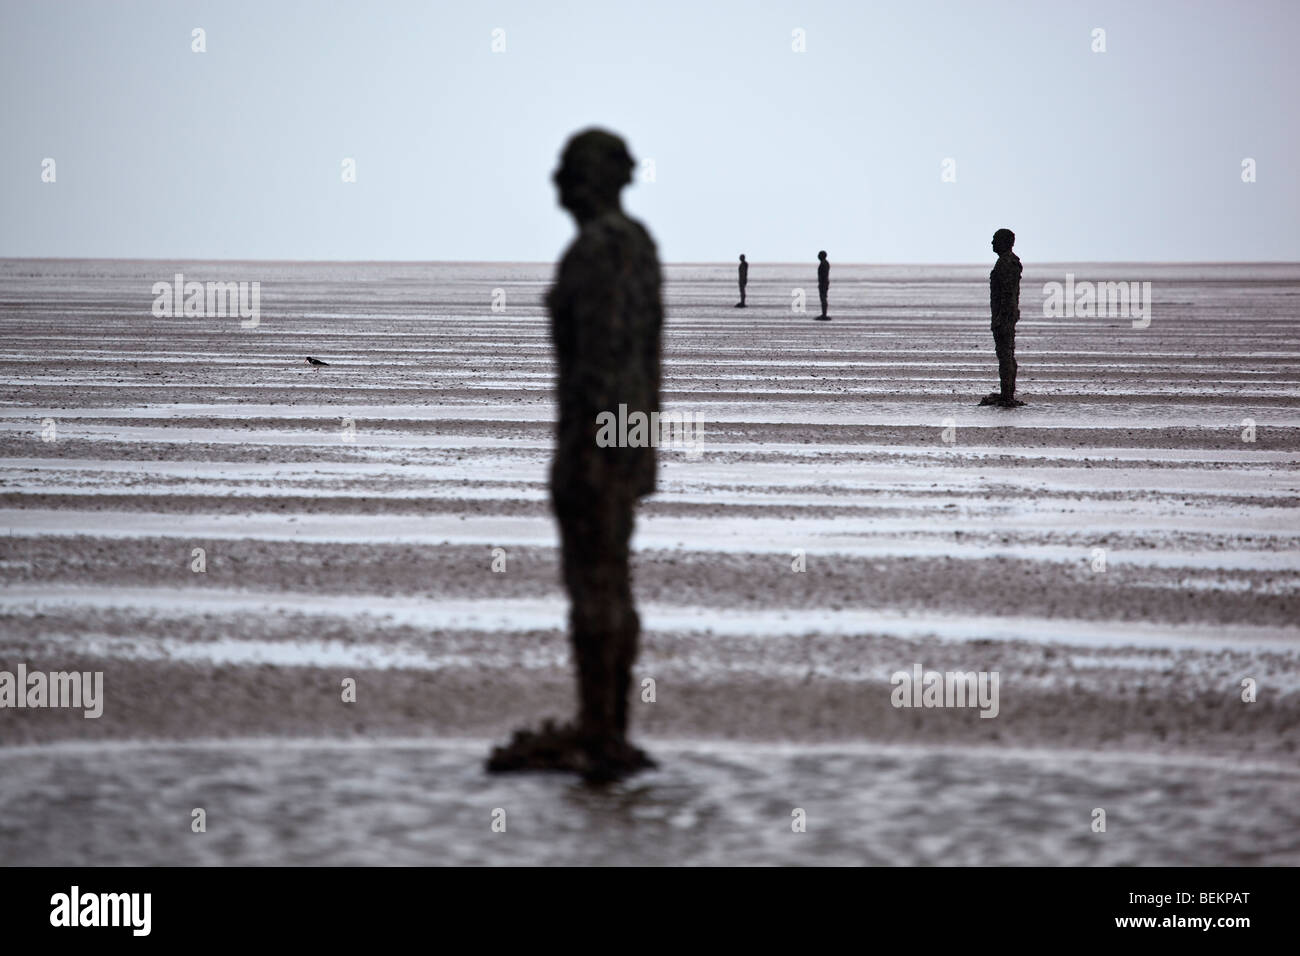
(2, 0), (1296, 263)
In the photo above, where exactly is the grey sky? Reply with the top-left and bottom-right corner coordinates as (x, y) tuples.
(2, 0), (1296, 263)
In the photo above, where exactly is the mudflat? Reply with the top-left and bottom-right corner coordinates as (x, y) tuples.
(1, 260), (1297, 864)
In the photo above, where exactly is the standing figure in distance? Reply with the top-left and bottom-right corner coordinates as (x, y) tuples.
(815, 250), (831, 320)
(486, 128), (661, 783)
(735, 253), (748, 307)
(982, 228), (1025, 407)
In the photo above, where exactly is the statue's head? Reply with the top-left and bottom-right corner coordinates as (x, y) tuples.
(818, 250), (827, 261)
(739, 254), (746, 262)
(553, 128), (634, 223)
(992, 228), (1015, 254)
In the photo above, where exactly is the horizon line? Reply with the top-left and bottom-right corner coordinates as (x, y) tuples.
(4, 257), (1300, 267)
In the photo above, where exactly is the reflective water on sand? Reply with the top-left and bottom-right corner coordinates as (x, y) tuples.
(1, 739), (1296, 866)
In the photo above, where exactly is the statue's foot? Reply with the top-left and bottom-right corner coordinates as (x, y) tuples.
(978, 392), (1003, 406)
(734, 302), (746, 308)
(582, 737), (657, 784)
(486, 720), (656, 783)
(813, 314), (832, 321)
(486, 719), (586, 773)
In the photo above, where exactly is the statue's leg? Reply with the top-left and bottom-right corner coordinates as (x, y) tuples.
(556, 479), (654, 781)
(485, 481), (641, 777)
(611, 499), (638, 737)
(994, 322), (1014, 398)
(558, 488), (628, 747)
(1009, 324), (1018, 395)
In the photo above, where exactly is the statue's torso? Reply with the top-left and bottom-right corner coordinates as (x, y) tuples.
(548, 212), (663, 497)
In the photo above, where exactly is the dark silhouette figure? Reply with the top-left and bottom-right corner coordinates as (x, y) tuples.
(487, 128), (661, 783)
(981, 228), (1025, 407)
(735, 254), (748, 307)
(304, 356), (330, 367)
(815, 250), (831, 320)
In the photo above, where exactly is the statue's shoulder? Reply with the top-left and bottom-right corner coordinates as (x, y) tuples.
(604, 213), (658, 253)
(555, 215), (660, 302)
(623, 214), (656, 242)
(572, 213), (659, 263)
(563, 213), (623, 249)
(558, 226), (610, 276)
(993, 252), (1022, 278)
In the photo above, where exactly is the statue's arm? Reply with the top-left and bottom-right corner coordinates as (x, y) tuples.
(647, 277), (663, 416)
(562, 233), (624, 414)
(991, 261), (1016, 318)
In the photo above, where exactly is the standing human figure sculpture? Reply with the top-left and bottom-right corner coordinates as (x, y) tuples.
(487, 128), (662, 782)
(735, 254), (748, 308)
(815, 250), (831, 320)
(981, 228), (1025, 407)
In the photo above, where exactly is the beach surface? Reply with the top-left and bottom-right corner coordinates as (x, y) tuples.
(1, 260), (1297, 864)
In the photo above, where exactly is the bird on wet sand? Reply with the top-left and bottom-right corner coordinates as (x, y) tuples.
(304, 357), (330, 367)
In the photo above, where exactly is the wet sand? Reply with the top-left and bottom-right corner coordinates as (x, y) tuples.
(1, 260), (1298, 864)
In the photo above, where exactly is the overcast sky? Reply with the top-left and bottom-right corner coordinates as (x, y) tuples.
(2, 0), (1296, 263)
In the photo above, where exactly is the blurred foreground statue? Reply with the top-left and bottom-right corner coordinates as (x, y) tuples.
(487, 128), (662, 783)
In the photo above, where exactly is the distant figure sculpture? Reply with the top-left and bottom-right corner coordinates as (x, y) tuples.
(981, 228), (1025, 407)
(487, 128), (661, 783)
(815, 250), (831, 320)
(735, 254), (748, 307)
